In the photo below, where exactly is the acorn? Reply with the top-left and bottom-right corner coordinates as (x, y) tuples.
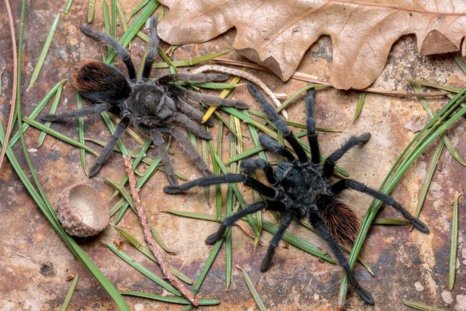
(57, 183), (109, 237)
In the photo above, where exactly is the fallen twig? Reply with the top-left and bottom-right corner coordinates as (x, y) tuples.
(0, 0), (18, 168)
(193, 64), (289, 119)
(123, 156), (198, 306)
(213, 58), (448, 98)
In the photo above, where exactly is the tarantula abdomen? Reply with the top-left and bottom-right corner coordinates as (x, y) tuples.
(72, 61), (131, 104)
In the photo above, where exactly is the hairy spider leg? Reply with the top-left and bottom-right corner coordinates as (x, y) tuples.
(89, 117), (130, 177)
(309, 210), (375, 305)
(41, 103), (110, 122)
(171, 127), (212, 177)
(205, 201), (267, 244)
(260, 212), (293, 272)
(158, 73), (229, 84)
(247, 83), (308, 163)
(240, 158), (277, 184)
(142, 17), (159, 79)
(172, 113), (212, 140)
(331, 179), (429, 233)
(176, 98), (214, 126)
(258, 134), (295, 161)
(183, 89), (248, 109)
(323, 133), (371, 177)
(151, 129), (177, 185)
(305, 89), (320, 165)
(163, 173), (277, 198)
(80, 24), (136, 80)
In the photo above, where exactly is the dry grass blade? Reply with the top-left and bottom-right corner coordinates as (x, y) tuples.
(449, 192), (462, 290)
(353, 93), (366, 123)
(0, 0), (18, 170)
(87, 0), (95, 23)
(123, 156), (198, 306)
(237, 266), (267, 311)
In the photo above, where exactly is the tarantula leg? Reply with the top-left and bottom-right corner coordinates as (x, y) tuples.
(184, 89), (248, 109)
(177, 98), (214, 127)
(309, 211), (375, 305)
(171, 127), (212, 177)
(172, 113), (212, 140)
(158, 73), (229, 84)
(240, 158), (276, 184)
(205, 201), (266, 245)
(247, 83), (308, 163)
(331, 179), (430, 233)
(41, 103), (110, 122)
(261, 213), (293, 272)
(305, 89), (320, 165)
(164, 173), (277, 198)
(151, 129), (177, 185)
(80, 24), (136, 80)
(323, 133), (371, 177)
(259, 134), (295, 161)
(89, 117), (130, 177)
(142, 17), (159, 79)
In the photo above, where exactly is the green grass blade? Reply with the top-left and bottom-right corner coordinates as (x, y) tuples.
(105, 1), (159, 64)
(193, 239), (224, 294)
(37, 81), (64, 147)
(59, 274), (79, 311)
(413, 142), (443, 219)
(121, 291), (220, 306)
(449, 192), (461, 290)
(262, 221), (335, 263)
(23, 117), (98, 156)
(373, 218), (410, 226)
(153, 51), (229, 69)
(64, 0), (73, 14)
(76, 94), (87, 173)
(103, 1), (111, 37)
(238, 267), (267, 311)
(105, 243), (181, 296)
(27, 14), (60, 90)
(130, 0), (150, 17)
(9, 80), (64, 148)
(353, 93), (366, 123)
(105, 178), (134, 208)
(111, 0), (117, 38)
(113, 226), (193, 285)
(403, 300), (448, 311)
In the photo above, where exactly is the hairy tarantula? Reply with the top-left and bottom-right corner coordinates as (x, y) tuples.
(41, 17), (247, 184)
(164, 83), (430, 304)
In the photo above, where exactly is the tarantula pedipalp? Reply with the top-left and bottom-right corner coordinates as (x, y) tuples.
(41, 17), (247, 184)
(164, 83), (430, 305)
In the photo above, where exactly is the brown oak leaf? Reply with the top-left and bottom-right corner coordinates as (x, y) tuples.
(158, 0), (466, 90)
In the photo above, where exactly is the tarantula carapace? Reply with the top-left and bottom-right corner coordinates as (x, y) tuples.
(41, 17), (247, 184)
(164, 83), (430, 304)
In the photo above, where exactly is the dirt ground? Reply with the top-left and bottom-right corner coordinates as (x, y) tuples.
(0, 1), (465, 310)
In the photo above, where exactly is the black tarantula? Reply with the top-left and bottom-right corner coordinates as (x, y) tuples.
(164, 83), (430, 305)
(41, 17), (247, 184)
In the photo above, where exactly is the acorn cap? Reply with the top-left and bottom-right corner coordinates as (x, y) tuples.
(57, 183), (109, 237)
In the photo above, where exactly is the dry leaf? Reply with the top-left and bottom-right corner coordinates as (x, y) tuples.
(158, 0), (466, 90)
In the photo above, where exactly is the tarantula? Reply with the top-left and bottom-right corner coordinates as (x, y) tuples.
(164, 83), (430, 304)
(41, 17), (247, 184)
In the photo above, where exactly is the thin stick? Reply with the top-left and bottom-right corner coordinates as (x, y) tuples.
(0, 0), (18, 169)
(192, 64), (289, 119)
(123, 156), (198, 306)
(213, 58), (448, 98)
